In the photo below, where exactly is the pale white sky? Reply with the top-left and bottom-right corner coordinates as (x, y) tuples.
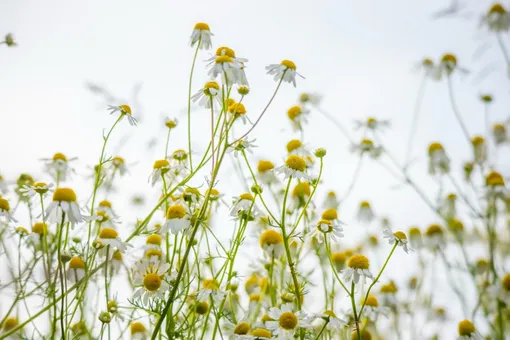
(1, 0), (509, 338)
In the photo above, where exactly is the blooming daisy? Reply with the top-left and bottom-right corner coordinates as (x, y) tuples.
(239, 328), (273, 339)
(275, 155), (311, 180)
(93, 210), (119, 229)
(228, 138), (258, 157)
(457, 319), (482, 340)
(228, 102), (249, 124)
(96, 200), (119, 219)
(310, 219), (344, 243)
(286, 105), (310, 131)
(207, 46), (247, 86)
(428, 142), (450, 175)
(223, 320), (251, 339)
(197, 279), (227, 305)
(354, 117), (390, 131)
(44, 188), (83, 225)
(19, 181), (54, 198)
(189, 22), (213, 50)
(322, 191), (340, 209)
(351, 139), (382, 159)
(488, 273), (510, 305)
(130, 321), (150, 340)
(357, 201), (375, 225)
(257, 160), (278, 185)
(266, 303), (310, 339)
(144, 233), (163, 251)
(438, 53), (468, 78)
(382, 229), (412, 253)
(67, 256), (86, 282)
(408, 227), (423, 249)
(0, 197), (17, 222)
(379, 281), (399, 306)
(111, 156), (128, 176)
(481, 3), (510, 32)
(132, 258), (170, 305)
(424, 224), (445, 248)
(41, 152), (77, 182)
(259, 229), (285, 258)
(162, 203), (191, 234)
(342, 254), (374, 284)
(360, 295), (389, 321)
(415, 57), (441, 80)
(107, 104), (138, 126)
(492, 123), (508, 145)
(471, 136), (487, 164)
(265, 60), (303, 87)
(285, 139), (310, 157)
(315, 310), (346, 331)
(191, 81), (220, 109)
(298, 92), (321, 107)
(27, 222), (48, 246)
(148, 159), (171, 186)
(230, 193), (260, 220)
(97, 227), (130, 254)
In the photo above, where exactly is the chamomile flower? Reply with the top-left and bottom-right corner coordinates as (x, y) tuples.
(438, 53), (468, 77)
(191, 81), (220, 109)
(240, 328), (273, 339)
(197, 279), (227, 304)
(132, 258), (170, 305)
(408, 227), (423, 249)
(428, 142), (450, 175)
(275, 155), (311, 180)
(488, 273), (510, 305)
(229, 102), (249, 124)
(265, 60), (303, 87)
(94, 210), (119, 229)
(354, 117), (390, 131)
(481, 3), (510, 32)
(342, 254), (374, 284)
(416, 57), (441, 80)
(351, 139), (382, 159)
(230, 193), (260, 220)
(382, 230), (412, 253)
(144, 234), (163, 251)
(223, 320), (251, 339)
(189, 22), (213, 50)
(331, 252), (347, 271)
(228, 138), (257, 157)
(107, 104), (138, 126)
(457, 319), (482, 340)
(96, 200), (119, 219)
(162, 203), (191, 234)
(111, 156), (128, 176)
(257, 160), (277, 185)
(425, 224), (445, 248)
(492, 123), (508, 145)
(130, 321), (150, 340)
(3, 33), (16, 47)
(259, 229), (285, 258)
(97, 227), (130, 253)
(357, 201), (375, 225)
(360, 295), (389, 321)
(148, 159), (171, 186)
(44, 188), (83, 225)
(322, 191), (340, 209)
(285, 139), (309, 156)
(440, 193), (457, 220)
(315, 310), (346, 331)
(41, 153), (77, 182)
(286, 106), (310, 131)
(379, 281), (399, 306)
(27, 222), (48, 246)
(0, 174), (7, 194)
(0, 197), (16, 223)
(208, 47), (247, 86)
(67, 256), (86, 282)
(266, 303), (310, 339)
(19, 182), (54, 198)
(310, 219), (344, 243)
(471, 136), (487, 164)
(298, 92), (321, 107)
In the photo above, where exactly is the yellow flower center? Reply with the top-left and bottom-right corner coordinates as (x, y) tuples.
(458, 319), (476, 336)
(194, 22), (210, 31)
(286, 139), (302, 153)
(119, 104), (132, 115)
(285, 155), (306, 172)
(409, 227), (421, 237)
(332, 252), (346, 264)
(228, 102), (247, 115)
(234, 322), (250, 335)
(0, 198), (10, 212)
(130, 322), (146, 334)
(99, 200), (112, 208)
(165, 119), (177, 129)
(153, 159), (169, 169)
(203, 279), (219, 290)
(249, 293), (261, 302)
(426, 224), (443, 236)
(441, 53), (457, 65)
(486, 171), (505, 187)
(366, 117), (376, 125)
(261, 314), (274, 322)
(112, 250), (123, 261)
(146, 234), (163, 245)
(107, 300), (117, 311)
(361, 139), (374, 147)
(292, 182), (310, 197)
(351, 329), (372, 340)
(260, 229), (283, 247)
(502, 274), (510, 291)
(52, 188), (77, 202)
(216, 46), (236, 58)
(251, 329), (272, 337)
(257, 160), (275, 173)
(239, 193), (254, 201)
(347, 254), (370, 270)
(493, 123), (506, 133)
(216, 55), (233, 64)
(393, 231), (407, 240)
(300, 93), (310, 102)
(287, 106), (302, 120)
(317, 219), (333, 233)
(112, 156), (125, 165)
(69, 257), (85, 270)
(364, 295), (379, 307)
(145, 249), (163, 259)
(380, 282), (398, 294)
(15, 226), (28, 235)
(143, 273), (162, 291)
(448, 218), (464, 233)
(96, 211), (109, 221)
(428, 142), (444, 154)
(471, 136), (485, 146)
(489, 3), (506, 15)
(32, 222), (47, 235)
(422, 58), (433, 66)
(279, 311), (298, 330)
(322, 208), (338, 220)
(195, 301), (209, 314)
(2, 318), (18, 332)
(447, 193), (457, 201)
(281, 60), (297, 70)
(166, 205), (186, 219)
(99, 227), (118, 239)
(323, 310), (337, 318)
(53, 152), (67, 162)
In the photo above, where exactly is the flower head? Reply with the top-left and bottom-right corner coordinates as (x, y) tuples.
(265, 60), (303, 87)
(132, 259), (171, 305)
(259, 229), (284, 258)
(107, 104), (138, 126)
(342, 254), (373, 284)
(266, 304), (311, 339)
(276, 155), (311, 180)
(481, 4), (510, 32)
(44, 188), (83, 225)
(190, 22), (213, 49)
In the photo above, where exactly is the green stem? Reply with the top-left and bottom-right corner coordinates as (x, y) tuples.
(187, 39), (201, 171)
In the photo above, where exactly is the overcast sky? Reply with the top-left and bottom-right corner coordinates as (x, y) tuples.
(1, 0), (509, 337)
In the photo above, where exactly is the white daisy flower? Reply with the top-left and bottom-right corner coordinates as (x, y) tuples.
(471, 136), (487, 164)
(382, 229), (413, 254)
(488, 273), (510, 305)
(414, 58), (441, 81)
(130, 322), (150, 340)
(351, 139), (382, 159)
(223, 320), (252, 339)
(110, 250), (124, 275)
(439, 193), (456, 220)
(0, 197), (17, 223)
(275, 155), (312, 181)
(67, 256), (86, 283)
(309, 219), (344, 243)
(148, 159), (171, 186)
(357, 201), (375, 225)
(197, 279), (227, 305)
(107, 104), (138, 126)
(256, 160), (278, 185)
(19, 182), (54, 198)
(314, 310), (346, 331)
(228, 138), (257, 158)
(228, 102), (250, 124)
(189, 22), (213, 50)
(259, 229), (285, 258)
(111, 156), (129, 176)
(481, 4), (510, 32)
(359, 295), (389, 321)
(342, 254), (373, 284)
(457, 320), (483, 340)
(162, 203), (191, 235)
(230, 193), (261, 220)
(492, 123), (508, 145)
(191, 81), (220, 109)
(285, 139), (310, 157)
(266, 303), (311, 339)
(265, 60), (303, 87)
(354, 117), (390, 131)
(132, 258), (171, 305)
(44, 187), (83, 226)
(97, 227), (130, 254)
(424, 224), (445, 249)
(41, 152), (77, 182)
(93, 210), (120, 229)
(238, 329), (273, 339)
(207, 47), (246, 86)
(322, 191), (340, 210)
(0, 174), (8, 194)
(428, 142), (450, 175)
(286, 105), (310, 131)
(298, 92), (322, 107)
(96, 199), (119, 219)
(438, 53), (468, 78)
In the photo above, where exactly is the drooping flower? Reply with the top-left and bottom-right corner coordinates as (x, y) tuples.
(44, 188), (83, 225)
(265, 60), (303, 87)
(107, 104), (138, 126)
(342, 254), (373, 284)
(189, 22), (213, 50)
